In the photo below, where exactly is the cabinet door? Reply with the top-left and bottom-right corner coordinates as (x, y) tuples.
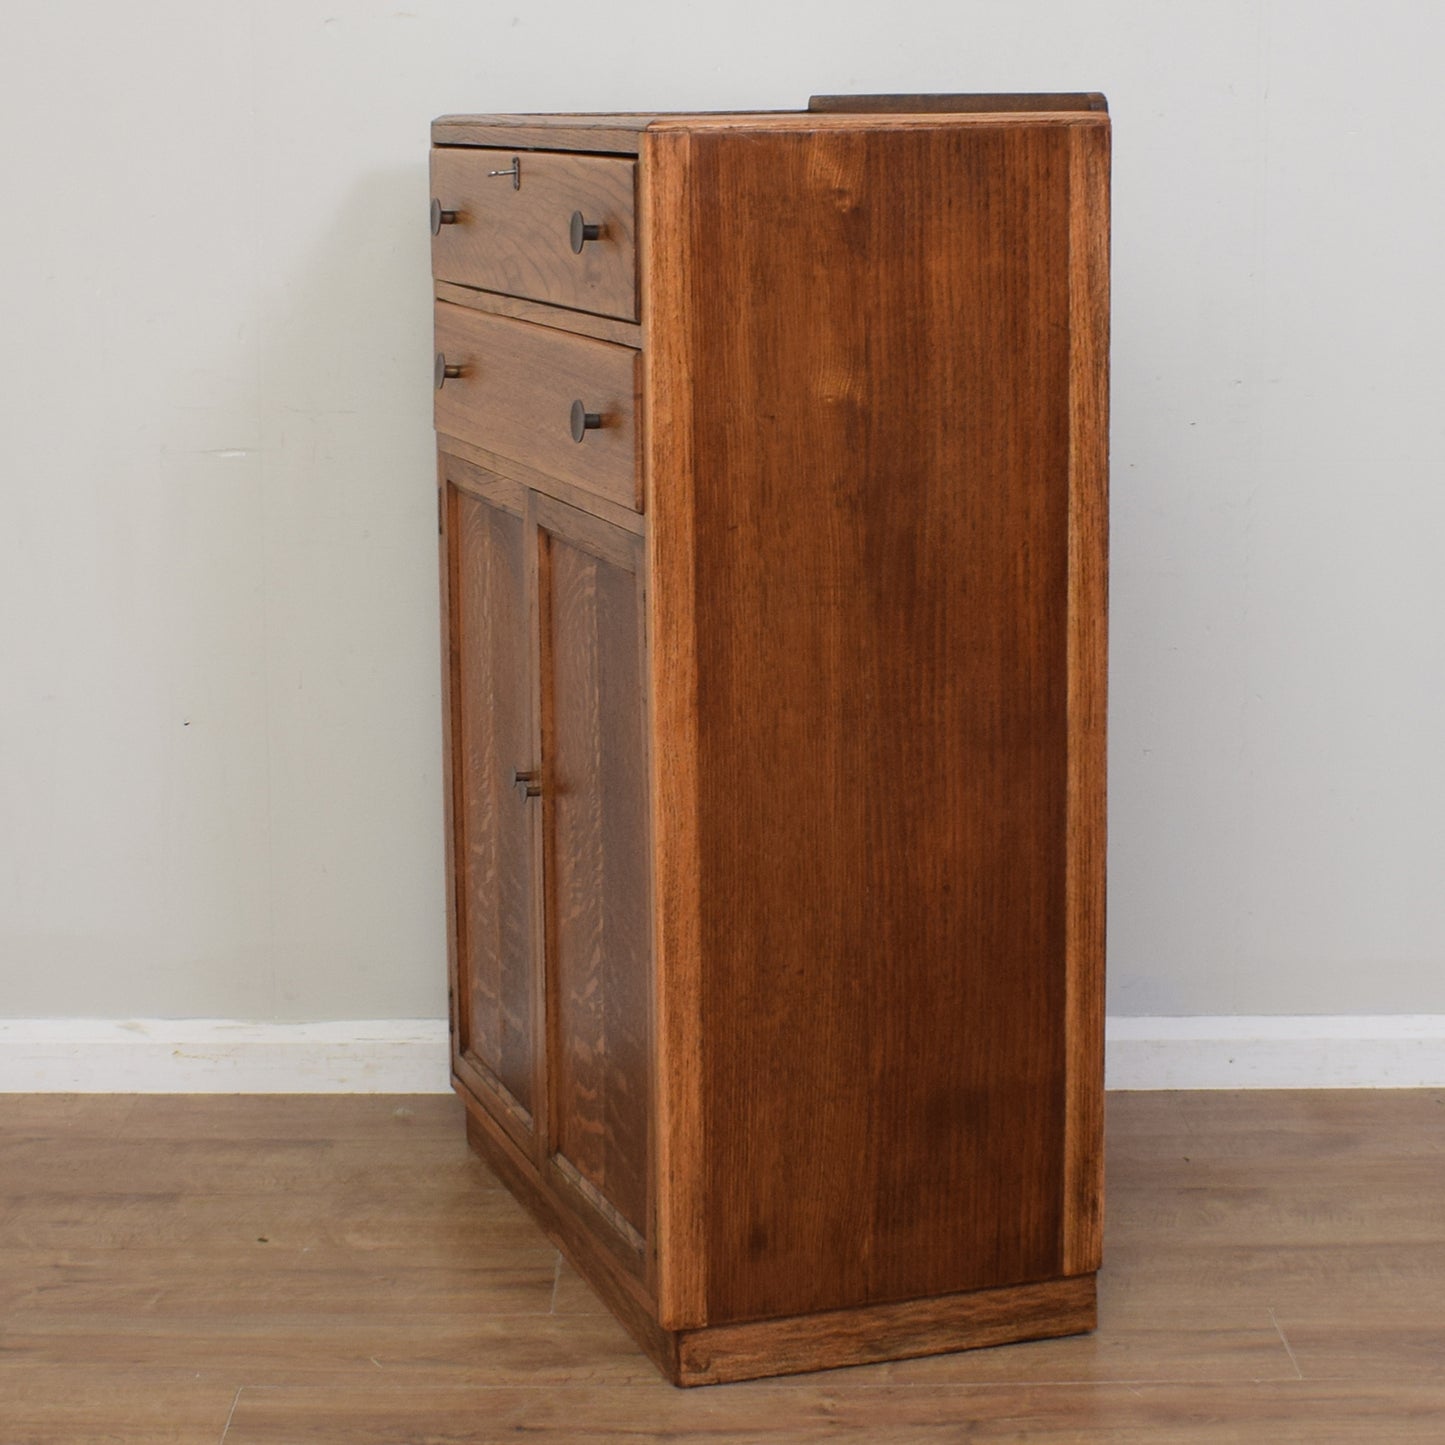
(442, 460), (540, 1145)
(536, 497), (652, 1267)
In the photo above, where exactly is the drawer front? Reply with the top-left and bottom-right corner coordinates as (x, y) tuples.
(431, 147), (637, 321)
(434, 301), (640, 512)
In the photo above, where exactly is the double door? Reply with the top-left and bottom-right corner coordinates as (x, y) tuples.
(440, 454), (652, 1271)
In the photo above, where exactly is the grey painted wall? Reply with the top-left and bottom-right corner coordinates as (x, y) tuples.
(1, 0), (1441, 1020)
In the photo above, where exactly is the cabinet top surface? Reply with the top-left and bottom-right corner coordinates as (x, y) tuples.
(431, 100), (1108, 153)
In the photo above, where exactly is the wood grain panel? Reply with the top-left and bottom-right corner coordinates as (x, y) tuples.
(644, 118), (1107, 1324)
(539, 511), (651, 1248)
(430, 147), (637, 320)
(432, 115), (656, 153)
(637, 128), (708, 1329)
(674, 1275), (1096, 1385)
(434, 281), (643, 347)
(220, 1380), (1445, 1442)
(809, 92), (1109, 114)
(1062, 119), (1112, 1275)
(436, 432), (645, 538)
(18, 1090), (1445, 1415)
(448, 483), (536, 1124)
(434, 302), (640, 512)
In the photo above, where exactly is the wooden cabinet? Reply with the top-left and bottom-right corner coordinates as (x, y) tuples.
(432, 94), (1111, 1385)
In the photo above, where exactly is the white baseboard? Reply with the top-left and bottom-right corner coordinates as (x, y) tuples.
(0, 1019), (451, 1093)
(2, 1015), (1442, 1093)
(1106, 1015), (1445, 1090)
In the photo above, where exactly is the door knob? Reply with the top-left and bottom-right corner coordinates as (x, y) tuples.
(435, 354), (463, 389)
(570, 211), (603, 253)
(570, 400), (603, 442)
(511, 768), (542, 799)
(430, 198), (459, 234)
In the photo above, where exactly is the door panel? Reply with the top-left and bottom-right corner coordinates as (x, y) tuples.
(540, 509), (651, 1246)
(448, 480), (537, 1126)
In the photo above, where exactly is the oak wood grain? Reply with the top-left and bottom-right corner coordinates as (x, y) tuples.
(435, 432), (644, 538)
(434, 280), (643, 348)
(1062, 116), (1112, 1276)
(538, 507), (651, 1248)
(432, 115), (657, 153)
(431, 147), (637, 321)
(0, 1369), (236, 1445)
(446, 473), (536, 1132)
(434, 302), (640, 512)
(809, 92), (1109, 113)
(638, 125), (710, 1332)
(7, 1091), (1445, 1435)
(643, 118), (1100, 1326)
(674, 1275), (1096, 1386)
(218, 1380), (1445, 1443)
(430, 103), (1110, 1379)
(460, 1096), (675, 1378)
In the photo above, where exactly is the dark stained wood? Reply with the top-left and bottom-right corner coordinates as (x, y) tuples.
(445, 470), (536, 1132)
(809, 92), (1109, 114)
(431, 147), (638, 321)
(430, 107), (1110, 154)
(434, 280), (643, 348)
(643, 117), (1105, 1326)
(647, 113), (1110, 137)
(637, 126), (709, 1330)
(433, 301), (640, 513)
(538, 505), (651, 1249)
(674, 1275), (1096, 1386)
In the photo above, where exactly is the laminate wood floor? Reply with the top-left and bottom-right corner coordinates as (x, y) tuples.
(1, 1091), (1441, 1442)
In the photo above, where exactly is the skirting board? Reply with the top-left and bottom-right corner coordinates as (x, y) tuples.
(1, 1017), (1443, 1093)
(0, 1019), (450, 1093)
(1106, 1015), (1445, 1090)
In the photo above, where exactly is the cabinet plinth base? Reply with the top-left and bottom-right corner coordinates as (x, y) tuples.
(459, 1085), (1096, 1387)
(671, 1274), (1097, 1386)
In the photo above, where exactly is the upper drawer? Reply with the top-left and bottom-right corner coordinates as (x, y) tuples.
(430, 148), (637, 322)
(434, 301), (640, 513)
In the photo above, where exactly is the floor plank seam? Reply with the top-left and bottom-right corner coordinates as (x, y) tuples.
(1268, 1308), (1304, 1380)
(218, 1384), (242, 1443)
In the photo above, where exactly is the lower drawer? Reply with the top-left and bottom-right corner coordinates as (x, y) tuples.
(434, 301), (641, 513)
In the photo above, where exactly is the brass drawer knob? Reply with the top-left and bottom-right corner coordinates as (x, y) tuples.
(570, 400), (603, 442)
(435, 353), (463, 389)
(570, 211), (603, 253)
(430, 198), (459, 235)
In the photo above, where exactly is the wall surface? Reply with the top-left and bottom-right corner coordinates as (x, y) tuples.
(1, 0), (1442, 1023)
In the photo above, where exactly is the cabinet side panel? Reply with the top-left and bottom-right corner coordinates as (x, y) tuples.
(542, 531), (651, 1239)
(668, 121), (1102, 1323)
(450, 488), (536, 1117)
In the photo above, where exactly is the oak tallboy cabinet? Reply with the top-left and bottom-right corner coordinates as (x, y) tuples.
(430, 94), (1110, 1385)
